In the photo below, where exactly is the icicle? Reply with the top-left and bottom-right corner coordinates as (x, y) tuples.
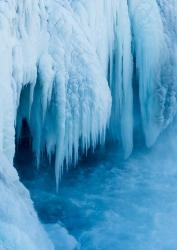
(109, 0), (133, 158)
(128, 0), (167, 146)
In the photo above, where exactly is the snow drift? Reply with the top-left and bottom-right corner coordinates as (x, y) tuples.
(0, 0), (177, 249)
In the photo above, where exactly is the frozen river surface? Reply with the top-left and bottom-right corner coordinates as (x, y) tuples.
(21, 126), (177, 250)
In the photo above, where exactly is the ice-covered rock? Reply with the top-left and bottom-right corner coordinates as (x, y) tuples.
(0, 153), (53, 250)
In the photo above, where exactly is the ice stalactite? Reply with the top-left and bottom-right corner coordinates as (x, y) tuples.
(72, 0), (133, 158)
(128, 0), (171, 147)
(2, 0), (112, 188)
(109, 0), (133, 158)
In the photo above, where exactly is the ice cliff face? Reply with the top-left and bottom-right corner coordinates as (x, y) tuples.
(0, 0), (177, 249)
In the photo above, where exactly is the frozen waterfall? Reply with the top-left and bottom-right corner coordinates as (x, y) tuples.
(1, 0), (177, 185)
(0, 0), (177, 249)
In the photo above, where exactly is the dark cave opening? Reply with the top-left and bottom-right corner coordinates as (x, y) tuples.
(14, 118), (36, 181)
(14, 116), (56, 184)
(13, 83), (56, 183)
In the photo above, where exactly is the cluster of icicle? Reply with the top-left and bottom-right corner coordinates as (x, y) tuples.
(0, 0), (177, 187)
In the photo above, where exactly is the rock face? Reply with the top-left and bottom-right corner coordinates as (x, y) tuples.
(0, 0), (177, 249)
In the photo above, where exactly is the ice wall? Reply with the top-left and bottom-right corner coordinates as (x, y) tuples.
(13, 0), (112, 187)
(0, 153), (53, 250)
(128, 0), (177, 146)
(0, 1), (113, 248)
(1, 0), (176, 187)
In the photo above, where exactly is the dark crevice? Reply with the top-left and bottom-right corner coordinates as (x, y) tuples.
(14, 118), (36, 181)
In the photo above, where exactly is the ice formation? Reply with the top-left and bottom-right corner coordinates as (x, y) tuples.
(0, 153), (53, 250)
(0, 0), (177, 249)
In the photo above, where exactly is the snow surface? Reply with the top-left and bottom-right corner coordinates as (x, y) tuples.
(0, 0), (177, 249)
